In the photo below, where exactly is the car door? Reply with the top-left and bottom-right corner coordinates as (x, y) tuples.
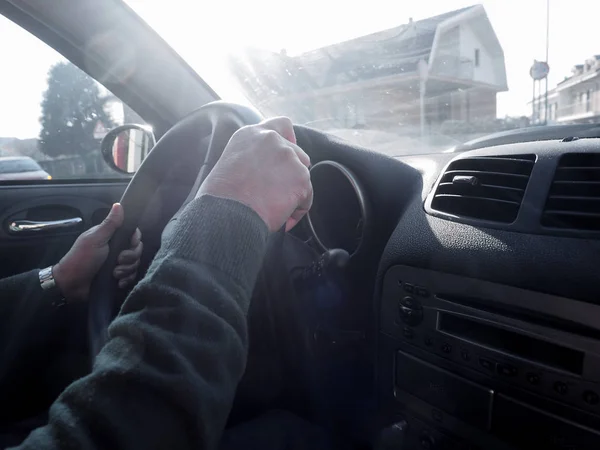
(0, 13), (149, 279)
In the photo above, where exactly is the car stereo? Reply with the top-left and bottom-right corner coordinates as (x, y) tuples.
(378, 265), (600, 449)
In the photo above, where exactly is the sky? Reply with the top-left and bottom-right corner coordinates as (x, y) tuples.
(1, 0), (599, 138)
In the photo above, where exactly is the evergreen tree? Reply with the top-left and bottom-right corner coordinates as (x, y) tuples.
(39, 62), (115, 159)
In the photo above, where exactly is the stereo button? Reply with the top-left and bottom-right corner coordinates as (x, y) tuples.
(402, 327), (414, 339)
(583, 390), (599, 406)
(460, 349), (471, 361)
(526, 373), (541, 385)
(416, 287), (430, 298)
(497, 364), (518, 377)
(419, 432), (436, 449)
(441, 343), (452, 354)
(479, 357), (495, 371)
(554, 381), (568, 395)
(403, 283), (415, 294)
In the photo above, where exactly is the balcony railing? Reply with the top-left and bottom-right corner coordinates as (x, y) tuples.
(557, 101), (599, 119)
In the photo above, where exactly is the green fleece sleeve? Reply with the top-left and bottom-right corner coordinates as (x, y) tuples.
(12, 194), (269, 450)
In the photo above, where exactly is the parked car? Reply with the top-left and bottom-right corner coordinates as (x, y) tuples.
(0, 156), (51, 181)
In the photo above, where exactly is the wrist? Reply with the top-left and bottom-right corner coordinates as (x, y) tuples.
(52, 261), (84, 302)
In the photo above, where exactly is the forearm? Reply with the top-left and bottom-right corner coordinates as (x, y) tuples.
(12, 195), (269, 450)
(0, 270), (65, 374)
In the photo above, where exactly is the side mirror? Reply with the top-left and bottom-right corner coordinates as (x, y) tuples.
(101, 124), (155, 174)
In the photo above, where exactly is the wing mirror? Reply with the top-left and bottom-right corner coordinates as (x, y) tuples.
(101, 124), (155, 174)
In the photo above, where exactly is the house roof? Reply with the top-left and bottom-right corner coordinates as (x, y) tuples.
(228, 3), (504, 105)
(295, 5), (478, 87)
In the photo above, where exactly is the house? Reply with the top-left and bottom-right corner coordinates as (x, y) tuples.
(532, 56), (600, 124)
(229, 4), (507, 135)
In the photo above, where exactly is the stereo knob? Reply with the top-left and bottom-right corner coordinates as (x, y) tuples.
(583, 390), (599, 406)
(377, 420), (408, 450)
(419, 432), (436, 449)
(554, 381), (568, 395)
(399, 305), (423, 326)
(398, 297), (423, 326)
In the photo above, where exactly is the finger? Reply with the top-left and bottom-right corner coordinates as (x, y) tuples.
(117, 241), (143, 265)
(289, 142), (311, 169)
(285, 181), (313, 232)
(94, 203), (125, 244)
(114, 260), (140, 279)
(130, 228), (142, 247)
(261, 117), (296, 144)
(118, 273), (137, 289)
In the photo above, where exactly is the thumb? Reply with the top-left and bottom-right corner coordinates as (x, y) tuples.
(94, 203), (124, 243)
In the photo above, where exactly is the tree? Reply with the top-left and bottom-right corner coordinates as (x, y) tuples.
(39, 62), (115, 159)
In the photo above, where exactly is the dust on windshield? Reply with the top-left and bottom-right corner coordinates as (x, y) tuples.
(127, 0), (598, 156)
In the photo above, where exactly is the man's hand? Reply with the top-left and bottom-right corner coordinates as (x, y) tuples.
(198, 117), (313, 231)
(53, 203), (143, 302)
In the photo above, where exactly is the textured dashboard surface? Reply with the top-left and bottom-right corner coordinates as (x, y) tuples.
(379, 139), (600, 305)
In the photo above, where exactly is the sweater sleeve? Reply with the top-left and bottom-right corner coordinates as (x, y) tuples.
(10, 194), (270, 450)
(0, 270), (66, 378)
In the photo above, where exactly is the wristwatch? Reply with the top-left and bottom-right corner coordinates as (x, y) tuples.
(39, 266), (56, 290)
(39, 266), (66, 307)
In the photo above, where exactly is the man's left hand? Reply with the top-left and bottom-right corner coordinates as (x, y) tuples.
(53, 203), (143, 302)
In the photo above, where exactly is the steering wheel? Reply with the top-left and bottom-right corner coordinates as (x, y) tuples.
(87, 101), (263, 356)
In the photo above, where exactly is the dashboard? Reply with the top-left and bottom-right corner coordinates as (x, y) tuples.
(289, 126), (600, 450)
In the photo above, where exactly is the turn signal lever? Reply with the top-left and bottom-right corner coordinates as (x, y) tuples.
(294, 248), (350, 288)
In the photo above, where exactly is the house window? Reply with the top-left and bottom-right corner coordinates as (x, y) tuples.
(587, 89), (592, 112)
(474, 49), (480, 67)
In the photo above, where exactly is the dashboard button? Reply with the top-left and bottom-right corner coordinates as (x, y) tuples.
(583, 390), (599, 405)
(403, 283), (415, 294)
(441, 343), (452, 354)
(460, 349), (471, 361)
(479, 357), (495, 371)
(419, 432), (436, 449)
(416, 287), (430, 298)
(554, 381), (568, 395)
(424, 336), (433, 347)
(526, 373), (541, 385)
(497, 364), (518, 377)
(399, 306), (423, 326)
(400, 296), (421, 309)
(402, 327), (414, 339)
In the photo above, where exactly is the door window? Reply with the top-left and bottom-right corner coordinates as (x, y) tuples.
(0, 14), (148, 181)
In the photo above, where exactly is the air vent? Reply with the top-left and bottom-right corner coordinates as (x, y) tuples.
(542, 153), (600, 230)
(431, 155), (536, 223)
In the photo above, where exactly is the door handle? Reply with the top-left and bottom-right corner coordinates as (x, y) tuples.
(9, 217), (83, 233)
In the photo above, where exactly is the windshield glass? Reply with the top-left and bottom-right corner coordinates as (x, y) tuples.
(127, 0), (598, 155)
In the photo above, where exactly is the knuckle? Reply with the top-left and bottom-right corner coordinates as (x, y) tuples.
(262, 129), (281, 144)
(281, 146), (297, 161)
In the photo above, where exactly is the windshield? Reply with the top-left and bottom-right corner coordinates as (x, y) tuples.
(127, 0), (598, 156)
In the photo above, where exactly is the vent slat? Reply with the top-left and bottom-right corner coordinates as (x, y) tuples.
(553, 180), (600, 185)
(434, 194), (520, 206)
(548, 195), (600, 201)
(438, 182), (525, 192)
(545, 210), (600, 218)
(444, 170), (529, 179)
(431, 155), (535, 223)
(436, 184), (524, 203)
(543, 153), (600, 230)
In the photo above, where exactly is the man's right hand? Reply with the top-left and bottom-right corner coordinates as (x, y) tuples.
(197, 117), (313, 232)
